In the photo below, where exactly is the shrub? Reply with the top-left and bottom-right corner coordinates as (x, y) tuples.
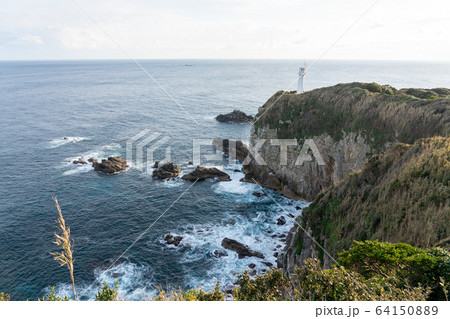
(232, 259), (429, 301)
(154, 283), (224, 301)
(0, 292), (10, 301)
(95, 281), (120, 301)
(39, 287), (69, 301)
(339, 241), (450, 300)
(365, 82), (383, 93)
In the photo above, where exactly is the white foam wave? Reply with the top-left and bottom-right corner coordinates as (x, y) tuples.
(47, 136), (91, 149)
(47, 262), (155, 301)
(170, 197), (310, 291)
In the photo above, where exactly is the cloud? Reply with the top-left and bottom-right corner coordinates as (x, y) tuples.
(13, 34), (43, 45)
(58, 27), (112, 50)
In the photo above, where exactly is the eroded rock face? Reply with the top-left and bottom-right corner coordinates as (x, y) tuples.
(152, 162), (181, 179)
(182, 166), (230, 181)
(216, 110), (254, 123)
(93, 157), (127, 174)
(221, 238), (264, 259)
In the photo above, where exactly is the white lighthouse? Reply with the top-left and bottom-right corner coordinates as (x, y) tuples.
(297, 66), (306, 94)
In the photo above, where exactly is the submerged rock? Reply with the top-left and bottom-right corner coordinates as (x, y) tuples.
(93, 156), (127, 174)
(73, 158), (88, 165)
(152, 162), (181, 179)
(164, 234), (183, 246)
(216, 110), (254, 123)
(252, 192), (265, 198)
(277, 216), (286, 225)
(182, 166), (230, 181)
(212, 250), (228, 258)
(221, 238), (264, 259)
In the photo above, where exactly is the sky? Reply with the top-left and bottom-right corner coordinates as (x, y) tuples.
(0, 0), (449, 61)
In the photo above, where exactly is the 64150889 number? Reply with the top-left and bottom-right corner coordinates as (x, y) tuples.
(375, 306), (438, 316)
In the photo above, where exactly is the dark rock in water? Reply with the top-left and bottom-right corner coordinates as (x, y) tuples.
(73, 158), (88, 165)
(188, 161), (193, 165)
(295, 206), (301, 210)
(271, 235), (277, 238)
(93, 156), (127, 174)
(248, 263), (256, 269)
(262, 262), (273, 267)
(252, 192), (265, 198)
(273, 252), (279, 258)
(152, 161), (160, 169)
(234, 169), (241, 172)
(212, 139), (250, 163)
(212, 250), (228, 258)
(221, 238), (264, 259)
(276, 245), (282, 248)
(88, 158), (96, 163)
(216, 110), (254, 123)
(249, 269), (257, 276)
(164, 234), (183, 246)
(277, 216), (286, 225)
(288, 213), (295, 218)
(182, 166), (230, 181)
(152, 162), (181, 179)
(279, 234), (286, 238)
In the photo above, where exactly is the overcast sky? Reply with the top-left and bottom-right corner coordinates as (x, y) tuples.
(0, 0), (449, 61)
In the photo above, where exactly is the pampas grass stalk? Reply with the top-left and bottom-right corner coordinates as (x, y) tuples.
(51, 197), (77, 300)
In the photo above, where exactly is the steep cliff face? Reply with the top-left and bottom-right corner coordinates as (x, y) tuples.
(246, 83), (450, 201)
(278, 137), (450, 276)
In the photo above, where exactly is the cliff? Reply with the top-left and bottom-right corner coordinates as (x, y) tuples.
(231, 82), (449, 276)
(245, 83), (450, 201)
(278, 137), (450, 276)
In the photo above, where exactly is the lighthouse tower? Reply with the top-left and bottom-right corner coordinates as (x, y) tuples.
(297, 66), (306, 94)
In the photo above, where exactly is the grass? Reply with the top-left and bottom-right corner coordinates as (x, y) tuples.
(254, 83), (450, 152)
(300, 137), (450, 258)
(51, 197), (77, 301)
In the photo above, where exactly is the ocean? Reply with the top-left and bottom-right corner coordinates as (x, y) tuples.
(1, 59), (449, 300)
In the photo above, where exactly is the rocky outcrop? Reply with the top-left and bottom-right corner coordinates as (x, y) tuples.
(164, 234), (183, 246)
(152, 162), (181, 179)
(93, 157), (127, 174)
(182, 166), (230, 181)
(73, 158), (88, 165)
(216, 110), (253, 123)
(221, 238), (264, 259)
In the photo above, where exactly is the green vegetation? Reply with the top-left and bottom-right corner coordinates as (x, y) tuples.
(0, 292), (10, 301)
(255, 83), (449, 152)
(39, 287), (69, 301)
(233, 258), (428, 301)
(95, 281), (120, 301)
(301, 137), (450, 259)
(154, 283), (225, 301)
(339, 241), (450, 300)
